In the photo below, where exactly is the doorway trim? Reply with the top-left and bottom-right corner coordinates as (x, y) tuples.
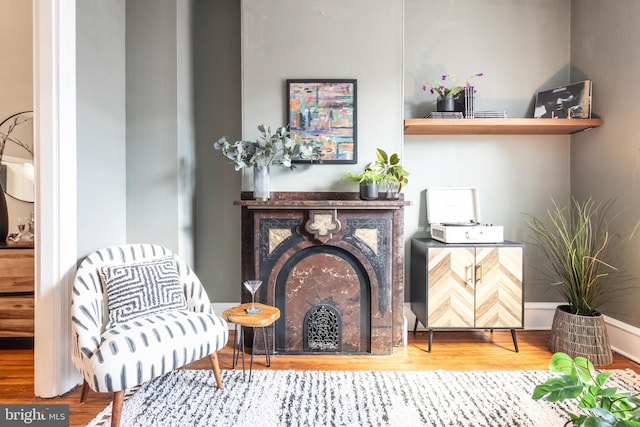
(33, 0), (80, 397)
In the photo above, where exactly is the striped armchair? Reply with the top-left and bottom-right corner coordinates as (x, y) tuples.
(71, 244), (228, 427)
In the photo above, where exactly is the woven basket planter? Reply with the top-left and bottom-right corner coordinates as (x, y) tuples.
(548, 305), (612, 366)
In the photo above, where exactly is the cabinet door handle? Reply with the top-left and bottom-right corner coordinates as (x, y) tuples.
(476, 263), (483, 284)
(465, 264), (474, 286)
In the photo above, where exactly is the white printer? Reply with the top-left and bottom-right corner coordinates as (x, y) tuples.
(426, 187), (504, 244)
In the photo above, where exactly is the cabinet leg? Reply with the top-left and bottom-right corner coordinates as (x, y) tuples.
(511, 329), (519, 353)
(428, 329), (433, 353)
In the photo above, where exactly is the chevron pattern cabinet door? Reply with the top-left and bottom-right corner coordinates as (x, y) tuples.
(474, 246), (523, 328)
(427, 247), (475, 328)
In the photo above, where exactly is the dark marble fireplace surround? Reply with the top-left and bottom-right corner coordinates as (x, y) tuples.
(236, 192), (409, 355)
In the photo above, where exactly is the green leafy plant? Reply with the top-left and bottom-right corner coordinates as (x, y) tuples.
(532, 352), (640, 426)
(214, 124), (317, 170)
(369, 148), (409, 193)
(341, 168), (384, 185)
(525, 197), (639, 316)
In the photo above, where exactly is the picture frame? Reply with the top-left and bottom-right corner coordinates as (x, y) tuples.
(534, 80), (592, 119)
(286, 79), (357, 164)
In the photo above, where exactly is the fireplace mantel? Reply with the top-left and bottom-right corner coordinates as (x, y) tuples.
(235, 192), (410, 355)
(234, 191), (409, 210)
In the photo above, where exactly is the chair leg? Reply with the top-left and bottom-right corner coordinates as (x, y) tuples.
(111, 390), (125, 427)
(209, 352), (223, 389)
(80, 380), (90, 404)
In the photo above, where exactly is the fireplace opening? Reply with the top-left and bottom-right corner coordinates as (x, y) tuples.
(274, 245), (371, 354)
(304, 304), (342, 352)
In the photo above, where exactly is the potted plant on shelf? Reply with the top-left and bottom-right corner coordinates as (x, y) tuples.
(214, 124), (317, 200)
(525, 197), (640, 366)
(369, 148), (409, 199)
(423, 73), (483, 112)
(532, 352), (640, 426)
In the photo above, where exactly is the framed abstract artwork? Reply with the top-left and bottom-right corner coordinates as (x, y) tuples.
(286, 79), (357, 164)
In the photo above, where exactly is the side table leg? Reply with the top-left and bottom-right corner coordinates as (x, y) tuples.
(249, 327), (256, 382)
(231, 324), (239, 369)
(240, 326), (246, 381)
(263, 326), (271, 367)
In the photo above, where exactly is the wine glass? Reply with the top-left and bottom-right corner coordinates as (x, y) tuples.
(243, 280), (263, 313)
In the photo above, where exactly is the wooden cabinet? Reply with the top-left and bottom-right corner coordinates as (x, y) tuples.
(410, 238), (524, 351)
(0, 247), (34, 338)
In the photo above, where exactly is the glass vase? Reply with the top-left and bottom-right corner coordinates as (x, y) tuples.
(253, 165), (270, 200)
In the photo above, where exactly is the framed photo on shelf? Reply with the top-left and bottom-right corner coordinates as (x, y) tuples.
(286, 79), (357, 164)
(534, 80), (592, 119)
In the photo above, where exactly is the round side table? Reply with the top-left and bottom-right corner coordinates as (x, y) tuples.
(222, 302), (280, 381)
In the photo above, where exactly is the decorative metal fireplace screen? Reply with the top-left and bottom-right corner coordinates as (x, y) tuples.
(303, 304), (342, 352)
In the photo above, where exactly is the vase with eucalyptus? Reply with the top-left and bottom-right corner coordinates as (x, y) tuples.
(214, 125), (318, 200)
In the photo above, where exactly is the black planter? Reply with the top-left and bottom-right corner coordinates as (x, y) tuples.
(359, 182), (379, 200)
(436, 95), (455, 112)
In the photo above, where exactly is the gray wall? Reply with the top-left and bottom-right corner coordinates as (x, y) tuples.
(77, 0), (127, 258)
(77, 0), (195, 262)
(570, 0), (640, 327)
(403, 0), (572, 304)
(126, 0), (195, 263)
(240, 0), (404, 192)
(193, 0), (242, 302)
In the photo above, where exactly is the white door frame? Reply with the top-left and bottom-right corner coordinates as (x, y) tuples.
(33, 0), (80, 397)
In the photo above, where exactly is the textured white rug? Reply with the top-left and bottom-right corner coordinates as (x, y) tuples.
(86, 368), (640, 427)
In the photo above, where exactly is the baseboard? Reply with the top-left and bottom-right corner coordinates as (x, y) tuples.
(214, 302), (640, 365)
(603, 314), (640, 366)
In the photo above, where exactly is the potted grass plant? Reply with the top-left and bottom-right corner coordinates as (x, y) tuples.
(525, 197), (640, 366)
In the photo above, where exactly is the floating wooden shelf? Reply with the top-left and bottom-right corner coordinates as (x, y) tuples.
(403, 118), (603, 135)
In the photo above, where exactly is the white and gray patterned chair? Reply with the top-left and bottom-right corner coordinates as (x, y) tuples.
(71, 244), (228, 427)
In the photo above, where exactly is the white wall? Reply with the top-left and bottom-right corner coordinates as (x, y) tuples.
(403, 0), (572, 303)
(570, 0), (640, 328)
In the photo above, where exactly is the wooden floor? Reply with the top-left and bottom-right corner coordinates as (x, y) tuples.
(1, 330), (639, 427)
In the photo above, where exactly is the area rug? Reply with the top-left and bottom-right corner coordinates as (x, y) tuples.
(86, 368), (640, 427)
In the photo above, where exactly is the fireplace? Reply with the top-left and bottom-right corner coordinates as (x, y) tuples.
(236, 192), (408, 355)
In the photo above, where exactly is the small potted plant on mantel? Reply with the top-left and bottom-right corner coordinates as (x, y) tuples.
(342, 168), (385, 201)
(213, 124), (318, 200)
